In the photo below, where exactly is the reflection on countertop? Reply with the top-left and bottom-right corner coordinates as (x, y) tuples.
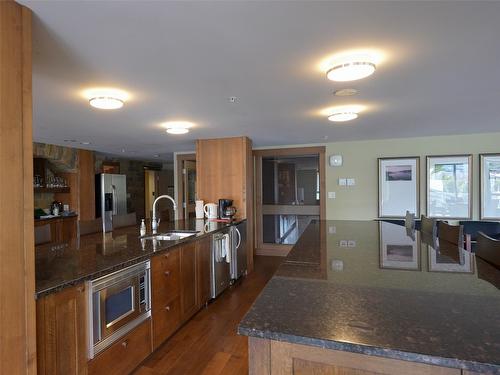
(35, 218), (241, 298)
(239, 220), (500, 374)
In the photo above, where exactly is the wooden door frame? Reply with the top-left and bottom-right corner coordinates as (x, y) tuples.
(176, 153), (196, 220)
(253, 146), (326, 256)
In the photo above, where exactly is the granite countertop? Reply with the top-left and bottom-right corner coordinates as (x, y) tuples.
(238, 220), (500, 374)
(35, 212), (78, 221)
(35, 218), (241, 298)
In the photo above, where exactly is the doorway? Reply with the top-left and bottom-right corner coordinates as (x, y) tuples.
(144, 168), (174, 221)
(254, 147), (326, 256)
(176, 154), (197, 220)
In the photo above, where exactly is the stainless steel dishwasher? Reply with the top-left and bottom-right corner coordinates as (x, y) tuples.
(210, 228), (231, 298)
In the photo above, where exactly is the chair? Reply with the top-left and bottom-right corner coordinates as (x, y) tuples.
(404, 211), (415, 230)
(438, 221), (464, 246)
(35, 224), (52, 245)
(79, 218), (103, 236)
(113, 212), (137, 229)
(476, 232), (500, 268)
(420, 215), (437, 238)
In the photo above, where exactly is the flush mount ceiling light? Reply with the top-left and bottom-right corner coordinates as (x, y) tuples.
(89, 96), (124, 110)
(83, 88), (129, 110)
(333, 88), (358, 97)
(328, 112), (359, 122)
(162, 121), (195, 135)
(320, 104), (366, 123)
(319, 49), (384, 82)
(327, 61), (376, 82)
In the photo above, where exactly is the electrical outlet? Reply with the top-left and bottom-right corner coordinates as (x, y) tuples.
(347, 178), (355, 186)
(328, 191), (336, 199)
(347, 240), (356, 248)
(338, 178), (347, 186)
(339, 240), (348, 247)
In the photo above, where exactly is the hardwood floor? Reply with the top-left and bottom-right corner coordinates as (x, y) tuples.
(134, 255), (283, 375)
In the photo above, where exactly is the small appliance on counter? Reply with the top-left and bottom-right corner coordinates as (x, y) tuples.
(218, 199), (236, 220)
(51, 200), (63, 216)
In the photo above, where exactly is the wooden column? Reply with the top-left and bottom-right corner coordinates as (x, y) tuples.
(196, 136), (254, 272)
(0, 1), (37, 374)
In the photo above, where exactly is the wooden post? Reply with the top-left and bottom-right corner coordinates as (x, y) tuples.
(0, 1), (37, 374)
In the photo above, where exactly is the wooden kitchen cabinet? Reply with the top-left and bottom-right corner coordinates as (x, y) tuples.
(196, 236), (211, 308)
(196, 136), (254, 272)
(88, 319), (152, 375)
(180, 241), (198, 322)
(36, 283), (87, 375)
(151, 247), (182, 349)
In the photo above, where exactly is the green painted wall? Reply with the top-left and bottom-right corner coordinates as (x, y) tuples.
(324, 132), (500, 220)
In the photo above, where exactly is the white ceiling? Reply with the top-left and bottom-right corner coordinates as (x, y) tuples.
(19, 0), (500, 160)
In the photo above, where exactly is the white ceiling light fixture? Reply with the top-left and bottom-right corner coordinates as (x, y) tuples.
(328, 112), (359, 122)
(162, 121), (195, 135)
(321, 104), (366, 123)
(83, 88), (130, 110)
(327, 61), (376, 82)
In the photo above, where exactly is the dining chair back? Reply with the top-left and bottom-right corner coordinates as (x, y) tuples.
(438, 221), (464, 246)
(476, 231), (500, 268)
(405, 211), (416, 230)
(420, 215), (437, 237)
(79, 218), (103, 236)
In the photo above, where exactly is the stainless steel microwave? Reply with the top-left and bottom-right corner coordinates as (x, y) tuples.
(87, 260), (151, 359)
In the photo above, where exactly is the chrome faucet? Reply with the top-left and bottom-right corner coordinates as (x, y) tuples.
(151, 194), (177, 234)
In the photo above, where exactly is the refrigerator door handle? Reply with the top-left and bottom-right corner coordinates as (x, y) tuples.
(111, 185), (117, 216)
(235, 228), (241, 249)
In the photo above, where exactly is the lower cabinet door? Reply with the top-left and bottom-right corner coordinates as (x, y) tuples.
(88, 319), (152, 375)
(36, 283), (87, 375)
(152, 296), (181, 349)
(180, 242), (198, 322)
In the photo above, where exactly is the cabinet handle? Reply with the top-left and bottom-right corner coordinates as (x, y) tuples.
(164, 271), (170, 276)
(165, 305), (170, 311)
(121, 340), (128, 348)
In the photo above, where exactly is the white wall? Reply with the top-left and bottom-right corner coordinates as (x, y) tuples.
(325, 132), (500, 220)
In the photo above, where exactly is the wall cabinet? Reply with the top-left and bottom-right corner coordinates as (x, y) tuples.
(36, 283), (87, 375)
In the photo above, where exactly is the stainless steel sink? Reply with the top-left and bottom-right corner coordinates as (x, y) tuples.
(141, 230), (198, 241)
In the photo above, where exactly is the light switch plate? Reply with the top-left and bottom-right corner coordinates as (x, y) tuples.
(329, 226), (336, 234)
(338, 178), (347, 186)
(339, 240), (348, 247)
(347, 240), (356, 248)
(328, 191), (336, 199)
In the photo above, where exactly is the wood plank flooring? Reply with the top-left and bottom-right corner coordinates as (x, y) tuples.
(134, 255), (283, 375)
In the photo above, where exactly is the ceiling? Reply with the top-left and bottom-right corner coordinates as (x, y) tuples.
(19, 0), (500, 160)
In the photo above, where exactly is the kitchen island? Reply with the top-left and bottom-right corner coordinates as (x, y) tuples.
(238, 220), (500, 375)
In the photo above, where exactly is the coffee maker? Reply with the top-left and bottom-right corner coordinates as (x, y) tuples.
(218, 199), (235, 220)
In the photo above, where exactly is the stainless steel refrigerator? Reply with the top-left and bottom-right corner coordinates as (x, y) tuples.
(95, 173), (127, 232)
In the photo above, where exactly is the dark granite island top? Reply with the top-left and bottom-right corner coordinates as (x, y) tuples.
(238, 220), (500, 374)
(35, 218), (241, 298)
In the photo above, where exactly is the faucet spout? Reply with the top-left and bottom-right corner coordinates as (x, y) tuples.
(151, 194), (177, 233)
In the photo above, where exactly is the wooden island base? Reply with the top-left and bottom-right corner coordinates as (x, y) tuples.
(248, 337), (481, 375)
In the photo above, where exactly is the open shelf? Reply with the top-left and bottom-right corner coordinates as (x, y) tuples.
(34, 187), (70, 194)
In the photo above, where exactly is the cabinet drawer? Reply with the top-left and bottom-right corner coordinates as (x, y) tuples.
(88, 319), (152, 375)
(152, 249), (181, 308)
(152, 296), (181, 349)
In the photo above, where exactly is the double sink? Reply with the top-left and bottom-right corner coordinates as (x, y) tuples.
(141, 230), (199, 242)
